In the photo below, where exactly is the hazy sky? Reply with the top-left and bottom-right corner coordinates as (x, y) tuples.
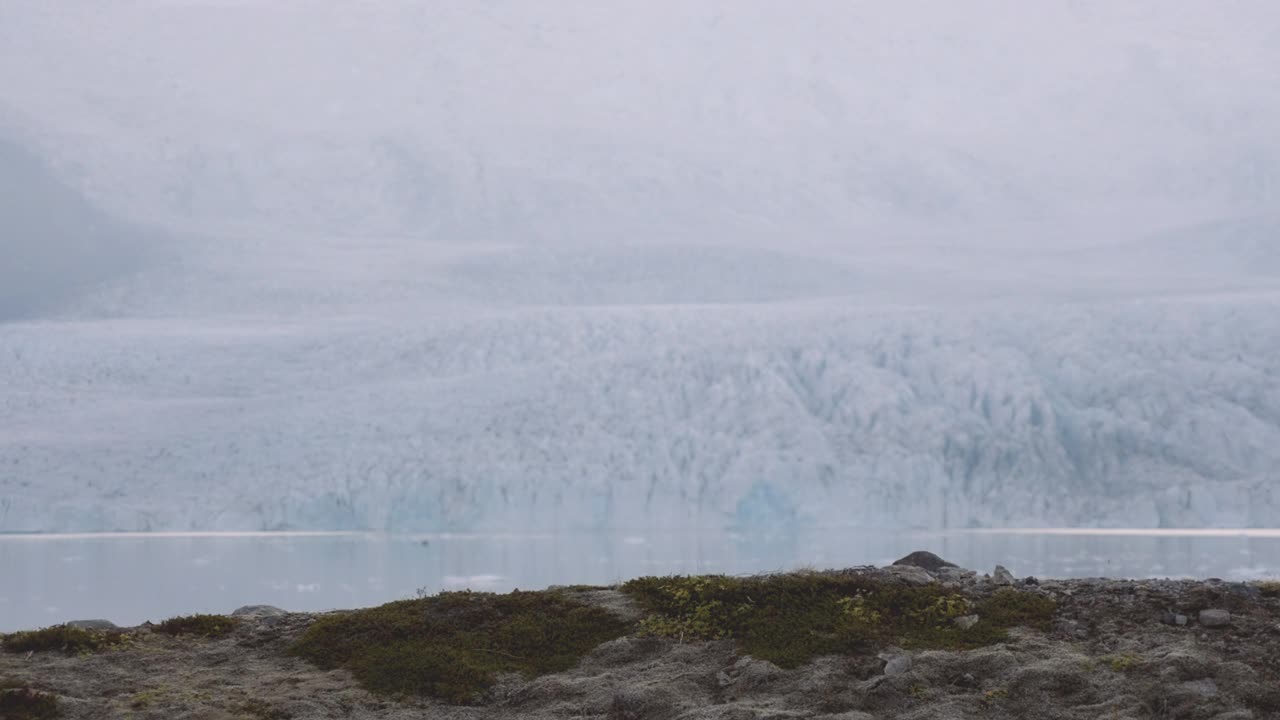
(2, 0), (1278, 244)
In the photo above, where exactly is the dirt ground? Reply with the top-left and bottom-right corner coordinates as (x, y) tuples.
(4, 568), (1279, 720)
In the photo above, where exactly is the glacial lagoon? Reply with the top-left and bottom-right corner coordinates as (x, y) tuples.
(3, 528), (1280, 632)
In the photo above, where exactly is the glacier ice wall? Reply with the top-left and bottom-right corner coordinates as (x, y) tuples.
(3, 297), (1278, 532)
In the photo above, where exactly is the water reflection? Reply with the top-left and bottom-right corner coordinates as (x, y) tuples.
(1, 529), (1278, 632)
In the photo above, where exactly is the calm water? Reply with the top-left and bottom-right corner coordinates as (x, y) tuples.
(3, 529), (1279, 632)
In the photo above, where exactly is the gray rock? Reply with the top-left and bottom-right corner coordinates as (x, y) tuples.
(954, 614), (980, 630)
(735, 658), (780, 688)
(1054, 618), (1080, 635)
(882, 655), (913, 676)
(884, 565), (935, 586)
(935, 566), (978, 582)
(992, 565), (1016, 585)
(1227, 583), (1261, 600)
(231, 605), (288, 618)
(1199, 609), (1231, 628)
(1161, 612), (1189, 627)
(892, 551), (957, 572)
(65, 619), (118, 630)
(1181, 678), (1220, 698)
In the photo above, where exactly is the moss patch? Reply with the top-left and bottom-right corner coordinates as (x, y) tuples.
(0, 687), (61, 720)
(1258, 581), (1280, 599)
(1, 625), (124, 655)
(1102, 653), (1141, 672)
(622, 573), (1055, 668)
(289, 589), (632, 704)
(979, 588), (1057, 631)
(980, 688), (1009, 707)
(155, 614), (238, 638)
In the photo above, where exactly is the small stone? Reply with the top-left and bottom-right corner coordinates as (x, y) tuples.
(1161, 612), (1189, 627)
(734, 658), (780, 688)
(882, 655), (913, 676)
(892, 551), (958, 572)
(1181, 678), (1219, 698)
(955, 672), (979, 688)
(716, 670), (735, 687)
(65, 619), (118, 630)
(992, 565), (1016, 585)
(954, 614), (980, 630)
(1054, 619), (1079, 635)
(1199, 609), (1231, 628)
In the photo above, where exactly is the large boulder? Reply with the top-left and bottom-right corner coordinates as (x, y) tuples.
(891, 551), (958, 573)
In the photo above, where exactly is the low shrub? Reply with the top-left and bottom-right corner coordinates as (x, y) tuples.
(1, 625), (123, 655)
(290, 589), (631, 704)
(154, 614), (238, 638)
(622, 572), (1056, 668)
(0, 687), (61, 719)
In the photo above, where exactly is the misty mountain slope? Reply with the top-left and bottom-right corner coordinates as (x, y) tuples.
(1119, 214), (1280, 276)
(2, 296), (1278, 533)
(0, 135), (159, 322)
(3, 1), (1279, 239)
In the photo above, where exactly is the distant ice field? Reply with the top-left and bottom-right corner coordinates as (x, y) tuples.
(3, 242), (1278, 533)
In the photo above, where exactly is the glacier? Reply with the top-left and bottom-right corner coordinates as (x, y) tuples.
(3, 282), (1279, 532)
(2, 1), (1280, 533)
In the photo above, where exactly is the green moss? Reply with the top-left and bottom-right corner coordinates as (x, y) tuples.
(129, 689), (162, 709)
(979, 588), (1057, 631)
(155, 614), (238, 638)
(289, 589), (631, 704)
(0, 687), (61, 720)
(1102, 653), (1141, 672)
(1, 625), (123, 655)
(622, 573), (1056, 668)
(980, 688), (1009, 707)
(1258, 581), (1280, 598)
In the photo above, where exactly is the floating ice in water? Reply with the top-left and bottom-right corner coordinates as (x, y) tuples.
(443, 574), (504, 589)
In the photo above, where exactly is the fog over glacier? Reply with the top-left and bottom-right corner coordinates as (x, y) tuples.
(1, 1), (1278, 532)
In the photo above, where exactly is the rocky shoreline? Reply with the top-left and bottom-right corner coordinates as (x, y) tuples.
(3, 554), (1279, 720)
